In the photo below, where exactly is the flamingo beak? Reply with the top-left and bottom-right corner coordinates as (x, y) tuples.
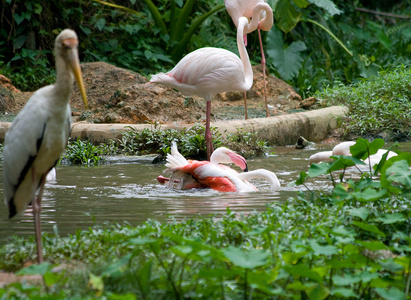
(64, 38), (89, 110)
(228, 152), (248, 172)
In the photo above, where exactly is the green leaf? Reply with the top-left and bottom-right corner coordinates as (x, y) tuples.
(348, 208), (370, 221)
(309, 0), (342, 16)
(102, 253), (132, 277)
(16, 262), (53, 275)
(306, 284), (329, 300)
(350, 138), (385, 160)
(358, 241), (388, 251)
(308, 161), (332, 177)
(332, 274), (361, 286)
(375, 287), (405, 300)
(386, 160), (411, 187)
(296, 171), (308, 185)
(330, 287), (359, 298)
(95, 18), (106, 31)
(89, 273), (104, 294)
(352, 221), (386, 237)
(274, 0), (302, 33)
(292, 0), (310, 8)
(13, 35), (26, 49)
(375, 213), (406, 224)
(309, 240), (339, 256)
(267, 26), (307, 80)
(14, 13), (25, 25)
(223, 246), (269, 269)
(352, 187), (387, 202)
(284, 264), (322, 283)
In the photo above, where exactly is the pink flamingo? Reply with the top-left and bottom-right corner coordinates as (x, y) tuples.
(158, 142), (280, 192)
(148, 17), (253, 160)
(224, 0), (274, 118)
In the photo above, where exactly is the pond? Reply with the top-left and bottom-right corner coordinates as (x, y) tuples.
(1, 142), (410, 246)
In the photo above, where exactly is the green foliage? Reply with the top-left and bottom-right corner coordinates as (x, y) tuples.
(1, 139), (410, 298)
(60, 126), (268, 165)
(316, 66), (411, 140)
(265, 0), (411, 97)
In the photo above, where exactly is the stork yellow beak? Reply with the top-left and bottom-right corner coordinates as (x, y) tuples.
(66, 43), (89, 110)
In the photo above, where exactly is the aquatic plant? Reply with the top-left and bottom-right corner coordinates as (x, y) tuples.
(0, 138), (410, 298)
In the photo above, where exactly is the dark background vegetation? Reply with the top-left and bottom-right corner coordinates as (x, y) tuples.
(0, 0), (410, 97)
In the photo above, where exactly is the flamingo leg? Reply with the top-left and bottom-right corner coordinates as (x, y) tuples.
(32, 169), (46, 264)
(205, 100), (214, 160)
(258, 27), (269, 118)
(243, 91), (248, 119)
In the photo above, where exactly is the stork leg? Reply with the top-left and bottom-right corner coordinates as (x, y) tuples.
(258, 27), (269, 118)
(32, 169), (46, 264)
(205, 100), (214, 160)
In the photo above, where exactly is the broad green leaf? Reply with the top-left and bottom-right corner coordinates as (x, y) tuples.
(309, 240), (339, 256)
(295, 171), (308, 185)
(307, 161), (332, 177)
(380, 152), (411, 189)
(332, 225), (356, 237)
(375, 213), (406, 224)
(95, 18), (106, 31)
(332, 184), (353, 201)
(386, 160), (411, 187)
(102, 253), (132, 277)
(267, 26), (307, 81)
(352, 187), (387, 202)
(274, 0), (302, 33)
(358, 271), (379, 283)
(328, 155), (365, 172)
(309, 0), (342, 16)
(348, 208), (370, 221)
(16, 262), (52, 275)
(375, 287), (405, 300)
(306, 284), (329, 300)
(284, 264), (322, 283)
(358, 241), (387, 251)
(330, 287), (358, 298)
(332, 274), (361, 286)
(350, 138), (384, 160)
(127, 238), (157, 245)
(379, 260), (403, 272)
(13, 35), (26, 49)
(352, 221), (386, 237)
(137, 259), (152, 296)
(223, 246), (269, 269)
(89, 273), (104, 295)
(292, 0), (310, 8)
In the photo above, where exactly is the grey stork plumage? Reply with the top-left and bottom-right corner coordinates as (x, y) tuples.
(2, 29), (88, 263)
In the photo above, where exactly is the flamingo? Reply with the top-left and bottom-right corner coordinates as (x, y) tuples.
(148, 16), (253, 160)
(158, 142), (280, 192)
(309, 141), (397, 167)
(3, 29), (88, 264)
(224, 0), (274, 118)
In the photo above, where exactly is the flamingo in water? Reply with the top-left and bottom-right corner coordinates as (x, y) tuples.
(224, 0), (274, 119)
(3, 29), (88, 264)
(157, 142), (281, 192)
(309, 141), (398, 167)
(148, 16), (253, 160)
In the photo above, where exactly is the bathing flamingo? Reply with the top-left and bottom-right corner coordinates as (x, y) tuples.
(225, 0), (273, 118)
(148, 16), (253, 160)
(158, 142), (280, 192)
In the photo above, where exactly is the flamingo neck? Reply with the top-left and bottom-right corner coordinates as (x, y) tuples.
(247, 3), (273, 33)
(237, 17), (253, 90)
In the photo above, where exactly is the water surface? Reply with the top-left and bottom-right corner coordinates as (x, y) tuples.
(1, 142), (409, 245)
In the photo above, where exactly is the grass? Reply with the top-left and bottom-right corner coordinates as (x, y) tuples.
(316, 65), (411, 140)
(0, 139), (410, 299)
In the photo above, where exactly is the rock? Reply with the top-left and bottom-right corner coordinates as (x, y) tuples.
(0, 86), (15, 113)
(300, 97), (317, 109)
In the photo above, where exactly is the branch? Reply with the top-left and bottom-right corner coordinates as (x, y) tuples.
(355, 7), (411, 19)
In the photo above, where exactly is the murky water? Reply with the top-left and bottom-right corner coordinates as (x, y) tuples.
(1, 142), (410, 245)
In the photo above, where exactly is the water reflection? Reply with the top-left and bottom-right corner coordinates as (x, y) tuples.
(1, 142), (410, 245)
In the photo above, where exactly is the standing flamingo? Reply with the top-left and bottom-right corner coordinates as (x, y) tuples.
(148, 17), (253, 160)
(158, 142), (280, 192)
(3, 29), (88, 264)
(225, 0), (274, 118)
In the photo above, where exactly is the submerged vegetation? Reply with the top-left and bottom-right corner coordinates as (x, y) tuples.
(0, 139), (410, 298)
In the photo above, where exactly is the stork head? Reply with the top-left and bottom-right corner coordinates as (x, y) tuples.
(55, 29), (89, 109)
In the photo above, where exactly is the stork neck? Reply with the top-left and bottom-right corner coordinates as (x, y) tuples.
(54, 53), (74, 102)
(237, 17), (253, 90)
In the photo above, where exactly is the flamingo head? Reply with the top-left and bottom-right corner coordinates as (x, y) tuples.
(210, 147), (248, 172)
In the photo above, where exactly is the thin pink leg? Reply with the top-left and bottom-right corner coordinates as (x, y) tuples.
(205, 101), (214, 160)
(258, 28), (269, 118)
(243, 92), (248, 120)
